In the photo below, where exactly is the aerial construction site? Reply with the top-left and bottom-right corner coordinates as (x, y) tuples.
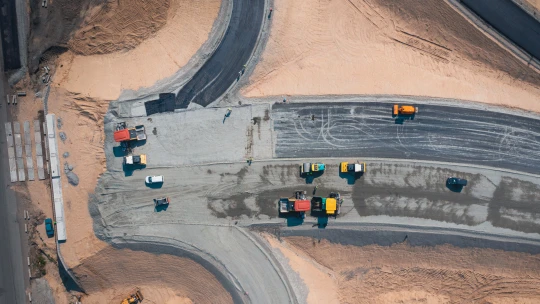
(1, 0), (540, 303)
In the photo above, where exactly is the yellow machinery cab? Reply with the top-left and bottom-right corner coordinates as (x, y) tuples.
(326, 198), (337, 215)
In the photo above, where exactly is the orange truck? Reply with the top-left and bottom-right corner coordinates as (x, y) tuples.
(114, 122), (147, 142)
(393, 104), (418, 116)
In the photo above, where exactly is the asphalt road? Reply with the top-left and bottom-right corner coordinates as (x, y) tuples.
(462, 0), (540, 60)
(273, 102), (540, 174)
(174, 0), (265, 108)
(0, 0), (21, 70)
(0, 75), (26, 303)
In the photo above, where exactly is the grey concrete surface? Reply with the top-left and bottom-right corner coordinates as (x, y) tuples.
(93, 157), (540, 303)
(175, 0), (265, 108)
(105, 104), (273, 169)
(0, 72), (27, 304)
(273, 102), (540, 174)
(30, 278), (55, 304)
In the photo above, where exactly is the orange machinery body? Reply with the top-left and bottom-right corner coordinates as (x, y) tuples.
(393, 104), (418, 115)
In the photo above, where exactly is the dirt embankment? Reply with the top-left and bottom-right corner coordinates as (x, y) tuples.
(276, 236), (540, 303)
(73, 247), (232, 304)
(68, 0), (170, 55)
(244, 0), (540, 112)
(54, 0), (221, 100)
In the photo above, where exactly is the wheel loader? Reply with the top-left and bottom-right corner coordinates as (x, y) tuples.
(121, 288), (143, 304)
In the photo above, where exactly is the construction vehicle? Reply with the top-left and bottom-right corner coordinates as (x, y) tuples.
(123, 154), (147, 165)
(300, 162), (325, 175)
(279, 191), (311, 218)
(311, 193), (342, 216)
(154, 197), (170, 207)
(393, 104), (418, 116)
(340, 162), (366, 174)
(121, 288), (143, 304)
(114, 122), (147, 142)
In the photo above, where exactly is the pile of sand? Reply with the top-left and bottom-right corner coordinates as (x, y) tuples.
(55, 0), (221, 100)
(277, 236), (540, 303)
(74, 247), (232, 304)
(243, 0), (540, 112)
(47, 87), (109, 267)
(68, 0), (170, 55)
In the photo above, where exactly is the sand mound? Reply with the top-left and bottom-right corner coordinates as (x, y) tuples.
(55, 0), (221, 100)
(284, 237), (540, 303)
(74, 247), (232, 304)
(244, 0), (540, 112)
(68, 0), (170, 55)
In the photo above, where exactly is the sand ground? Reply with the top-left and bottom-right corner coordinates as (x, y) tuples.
(243, 0), (540, 112)
(275, 236), (540, 303)
(54, 0), (221, 100)
(74, 247), (231, 304)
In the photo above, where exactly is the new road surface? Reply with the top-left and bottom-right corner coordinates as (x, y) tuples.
(273, 102), (540, 174)
(462, 0), (540, 60)
(0, 75), (26, 303)
(175, 0), (265, 108)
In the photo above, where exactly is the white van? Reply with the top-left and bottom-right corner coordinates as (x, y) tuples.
(145, 175), (164, 184)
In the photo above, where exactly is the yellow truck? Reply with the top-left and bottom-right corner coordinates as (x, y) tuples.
(340, 162), (366, 174)
(393, 104), (418, 116)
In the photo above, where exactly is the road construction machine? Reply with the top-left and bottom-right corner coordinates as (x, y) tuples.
(311, 192), (342, 216)
(123, 154), (147, 165)
(300, 162), (325, 175)
(121, 288), (143, 304)
(114, 122), (147, 142)
(340, 162), (366, 174)
(393, 104), (418, 116)
(154, 197), (170, 207)
(279, 191), (311, 217)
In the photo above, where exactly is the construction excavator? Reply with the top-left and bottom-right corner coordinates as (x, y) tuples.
(121, 288), (143, 304)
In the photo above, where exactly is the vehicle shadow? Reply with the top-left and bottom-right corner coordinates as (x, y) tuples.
(309, 213), (329, 229)
(113, 146), (126, 157)
(146, 182), (163, 189)
(339, 171), (363, 185)
(278, 212), (305, 227)
(155, 204), (169, 212)
(446, 184), (464, 193)
(123, 163), (146, 177)
(302, 171), (324, 184)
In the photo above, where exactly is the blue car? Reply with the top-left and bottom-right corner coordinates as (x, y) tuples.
(44, 218), (54, 237)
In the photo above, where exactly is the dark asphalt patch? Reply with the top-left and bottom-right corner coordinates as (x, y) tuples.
(0, 0), (21, 70)
(271, 227), (540, 254)
(462, 0), (540, 60)
(144, 93), (176, 116)
(273, 102), (540, 174)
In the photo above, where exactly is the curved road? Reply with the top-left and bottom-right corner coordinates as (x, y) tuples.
(461, 0), (540, 60)
(273, 102), (540, 174)
(176, 0), (265, 108)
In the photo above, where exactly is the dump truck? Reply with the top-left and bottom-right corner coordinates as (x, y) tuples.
(121, 288), (143, 304)
(123, 154), (147, 165)
(114, 122), (147, 142)
(279, 191), (311, 217)
(300, 162), (325, 175)
(311, 193), (342, 216)
(393, 104), (418, 116)
(340, 162), (366, 174)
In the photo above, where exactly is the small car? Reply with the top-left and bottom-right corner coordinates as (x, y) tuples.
(145, 175), (164, 184)
(154, 197), (170, 207)
(447, 177), (468, 186)
(44, 218), (54, 237)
